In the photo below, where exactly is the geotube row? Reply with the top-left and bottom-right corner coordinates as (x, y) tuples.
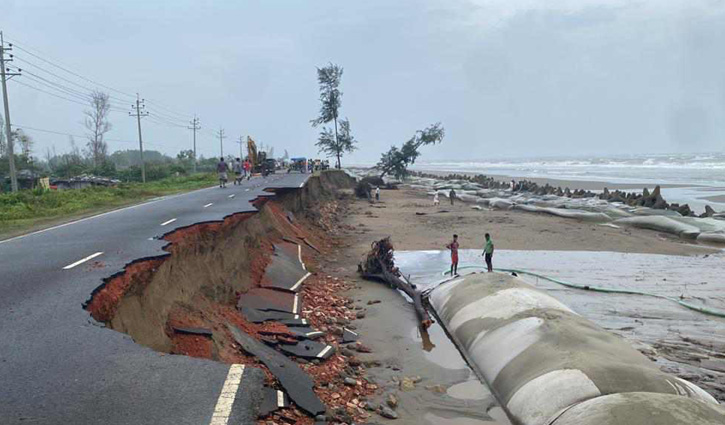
(428, 272), (725, 425)
(442, 265), (725, 319)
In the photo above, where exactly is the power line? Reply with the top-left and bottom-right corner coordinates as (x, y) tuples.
(12, 55), (130, 103)
(11, 123), (174, 149)
(8, 36), (195, 121)
(6, 37), (136, 100)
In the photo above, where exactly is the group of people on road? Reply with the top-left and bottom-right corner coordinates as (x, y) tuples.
(446, 233), (494, 276)
(217, 157), (253, 188)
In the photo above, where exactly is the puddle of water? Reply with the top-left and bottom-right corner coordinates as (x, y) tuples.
(447, 379), (489, 401)
(424, 412), (507, 425)
(487, 407), (512, 425)
(411, 322), (468, 370)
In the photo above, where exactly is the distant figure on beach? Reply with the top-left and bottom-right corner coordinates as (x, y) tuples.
(217, 157), (228, 188)
(433, 192), (440, 206)
(449, 189), (456, 205)
(375, 186), (380, 201)
(511, 179), (516, 190)
(482, 233), (494, 272)
(446, 234), (460, 276)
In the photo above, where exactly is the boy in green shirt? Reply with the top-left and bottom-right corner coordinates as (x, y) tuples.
(482, 233), (494, 272)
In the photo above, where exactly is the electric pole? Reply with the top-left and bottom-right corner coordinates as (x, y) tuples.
(236, 135), (245, 160)
(0, 31), (21, 192)
(216, 127), (226, 158)
(129, 94), (148, 183)
(187, 115), (200, 173)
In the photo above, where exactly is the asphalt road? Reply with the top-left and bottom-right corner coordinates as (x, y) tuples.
(0, 172), (310, 425)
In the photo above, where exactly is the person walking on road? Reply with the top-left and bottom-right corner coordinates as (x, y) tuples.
(482, 233), (494, 272)
(449, 188), (456, 205)
(375, 187), (380, 201)
(446, 234), (460, 276)
(233, 158), (243, 185)
(243, 159), (252, 180)
(217, 157), (228, 188)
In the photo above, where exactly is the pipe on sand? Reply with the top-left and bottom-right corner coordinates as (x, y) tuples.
(428, 272), (725, 425)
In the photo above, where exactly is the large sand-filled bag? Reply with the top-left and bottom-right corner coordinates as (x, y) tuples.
(614, 216), (701, 239)
(513, 205), (611, 222)
(551, 392), (725, 425)
(697, 232), (725, 245)
(429, 273), (722, 425)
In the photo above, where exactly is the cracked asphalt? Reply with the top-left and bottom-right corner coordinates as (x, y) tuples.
(0, 172), (309, 425)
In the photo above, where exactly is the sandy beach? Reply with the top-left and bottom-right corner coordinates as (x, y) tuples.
(329, 183), (724, 424)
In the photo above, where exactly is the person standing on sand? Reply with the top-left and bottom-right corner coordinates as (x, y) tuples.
(482, 233), (494, 272)
(217, 157), (228, 188)
(433, 192), (440, 206)
(375, 187), (380, 201)
(449, 188), (456, 205)
(446, 234), (460, 276)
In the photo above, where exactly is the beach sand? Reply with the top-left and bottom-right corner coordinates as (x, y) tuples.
(328, 185), (721, 424)
(346, 187), (713, 256)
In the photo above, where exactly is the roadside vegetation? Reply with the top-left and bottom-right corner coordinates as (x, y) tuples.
(0, 173), (217, 238)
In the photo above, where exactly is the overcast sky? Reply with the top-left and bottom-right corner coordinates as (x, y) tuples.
(3, 0), (725, 164)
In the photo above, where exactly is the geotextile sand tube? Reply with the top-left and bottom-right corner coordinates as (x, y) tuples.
(428, 272), (725, 425)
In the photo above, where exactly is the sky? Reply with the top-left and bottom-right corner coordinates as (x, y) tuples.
(2, 0), (725, 164)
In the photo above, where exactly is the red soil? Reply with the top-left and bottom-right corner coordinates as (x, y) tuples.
(85, 258), (165, 322)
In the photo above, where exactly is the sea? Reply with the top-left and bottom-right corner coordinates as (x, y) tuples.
(408, 153), (725, 214)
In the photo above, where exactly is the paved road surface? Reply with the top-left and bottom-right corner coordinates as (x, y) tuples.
(0, 172), (310, 424)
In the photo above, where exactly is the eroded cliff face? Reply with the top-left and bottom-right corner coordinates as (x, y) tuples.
(85, 170), (355, 353)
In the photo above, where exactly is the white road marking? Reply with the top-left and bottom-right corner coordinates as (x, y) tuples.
(290, 272), (311, 292)
(292, 294), (299, 313)
(63, 252), (103, 270)
(209, 364), (245, 425)
(228, 194), (235, 198)
(297, 245), (306, 270)
(0, 187), (218, 246)
(204, 203), (214, 208)
(160, 218), (177, 226)
(276, 390), (285, 407)
(316, 345), (332, 358)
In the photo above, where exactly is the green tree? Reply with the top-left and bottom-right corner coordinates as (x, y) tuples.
(315, 118), (356, 166)
(311, 63), (350, 168)
(377, 123), (445, 179)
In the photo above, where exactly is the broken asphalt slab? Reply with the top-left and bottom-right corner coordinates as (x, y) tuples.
(278, 340), (336, 360)
(227, 324), (326, 416)
(258, 387), (290, 417)
(237, 288), (301, 314)
(171, 326), (213, 337)
(259, 243), (310, 292)
(239, 306), (299, 323)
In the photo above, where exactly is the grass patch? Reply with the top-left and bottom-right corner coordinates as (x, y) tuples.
(0, 173), (218, 238)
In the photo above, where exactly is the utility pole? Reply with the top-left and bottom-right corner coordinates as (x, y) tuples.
(236, 135), (245, 160)
(129, 93), (148, 183)
(187, 115), (200, 173)
(216, 127), (226, 158)
(0, 31), (21, 192)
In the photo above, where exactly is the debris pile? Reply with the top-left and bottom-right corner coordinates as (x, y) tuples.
(358, 237), (433, 328)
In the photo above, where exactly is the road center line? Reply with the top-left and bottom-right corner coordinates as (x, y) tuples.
(63, 252), (103, 270)
(160, 218), (177, 226)
(209, 364), (245, 425)
(228, 194), (235, 198)
(204, 203), (214, 208)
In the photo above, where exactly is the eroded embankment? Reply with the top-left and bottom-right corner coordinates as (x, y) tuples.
(84, 171), (355, 353)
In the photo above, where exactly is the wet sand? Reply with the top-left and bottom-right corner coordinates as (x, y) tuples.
(331, 185), (721, 423)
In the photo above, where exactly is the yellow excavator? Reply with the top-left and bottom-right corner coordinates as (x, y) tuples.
(246, 136), (274, 175)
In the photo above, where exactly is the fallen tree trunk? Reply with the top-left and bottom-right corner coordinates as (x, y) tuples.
(358, 237), (433, 329)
